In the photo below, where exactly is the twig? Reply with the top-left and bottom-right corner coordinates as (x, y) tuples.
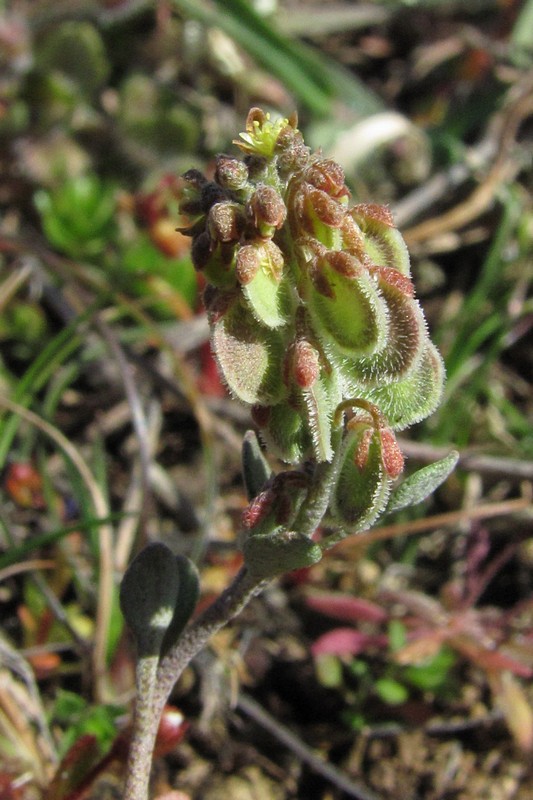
(401, 86), (533, 246)
(237, 692), (382, 800)
(94, 314), (152, 556)
(397, 438), (533, 480)
(332, 496), (532, 554)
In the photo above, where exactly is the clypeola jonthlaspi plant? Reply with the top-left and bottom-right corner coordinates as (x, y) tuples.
(119, 108), (458, 799)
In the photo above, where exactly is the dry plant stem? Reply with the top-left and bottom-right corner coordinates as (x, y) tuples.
(333, 495), (532, 554)
(122, 566), (265, 800)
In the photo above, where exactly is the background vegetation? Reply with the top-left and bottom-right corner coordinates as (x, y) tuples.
(0, 1), (532, 798)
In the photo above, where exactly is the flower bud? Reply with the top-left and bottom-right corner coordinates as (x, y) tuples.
(208, 202), (243, 243)
(287, 339), (320, 389)
(249, 184), (286, 238)
(215, 155), (249, 191)
(305, 158), (348, 199)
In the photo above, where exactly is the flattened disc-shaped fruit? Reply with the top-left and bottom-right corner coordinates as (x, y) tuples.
(352, 206), (411, 277)
(339, 279), (426, 390)
(360, 340), (445, 430)
(212, 300), (287, 405)
(308, 266), (388, 359)
(243, 267), (292, 329)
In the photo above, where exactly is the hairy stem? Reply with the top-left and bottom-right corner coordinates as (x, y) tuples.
(122, 566), (265, 800)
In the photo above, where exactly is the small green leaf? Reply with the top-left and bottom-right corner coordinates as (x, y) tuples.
(243, 530), (322, 579)
(375, 678), (409, 705)
(403, 647), (456, 692)
(315, 653), (343, 688)
(120, 543), (199, 658)
(388, 620), (407, 652)
(386, 450), (459, 514)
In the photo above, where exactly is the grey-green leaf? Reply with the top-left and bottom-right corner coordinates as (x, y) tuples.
(242, 430), (273, 501)
(243, 531), (322, 579)
(120, 543), (199, 658)
(160, 554), (200, 656)
(386, 451), (459, 514)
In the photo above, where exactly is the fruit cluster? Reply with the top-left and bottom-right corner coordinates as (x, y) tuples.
(179, 109), (444, 529)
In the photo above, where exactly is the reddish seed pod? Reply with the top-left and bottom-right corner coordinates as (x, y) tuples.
(353, 427), (374, 471)
(371, 265), (415, 298)
(340, 216), (367, 261)
(290, 340), (320, 389)
(242, 488), (275, 529)
(379, 426), (404, 479)
(352, 203), (396, 228)
(326, 250), (362, 279)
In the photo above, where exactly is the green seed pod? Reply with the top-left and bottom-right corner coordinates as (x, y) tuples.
(306, 257), (389, 358)
(179, 108), (446, 468)
(331, 420), (391, 530)
(240, 241), (293, 329)
(361, 341), (445, 430)
(351, 204), (411, 276)
(211, 297), (287, 406)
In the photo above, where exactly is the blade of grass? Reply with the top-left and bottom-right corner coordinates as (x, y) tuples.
(510, 0), (533, 66)
(442, 192), (521, 380)
(0, 305), (98, 469)
(0, 395), (114, 703)
(0, 513), (134, 571)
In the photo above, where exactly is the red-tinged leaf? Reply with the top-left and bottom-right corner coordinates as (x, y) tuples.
(456, 639), (533, 678)
(153, 706), (188, 758)
(47, 734), (101, 800)
(311, 627), (386, 657)
(393, 634), (447, 666)
(305, 592), (387, 624)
